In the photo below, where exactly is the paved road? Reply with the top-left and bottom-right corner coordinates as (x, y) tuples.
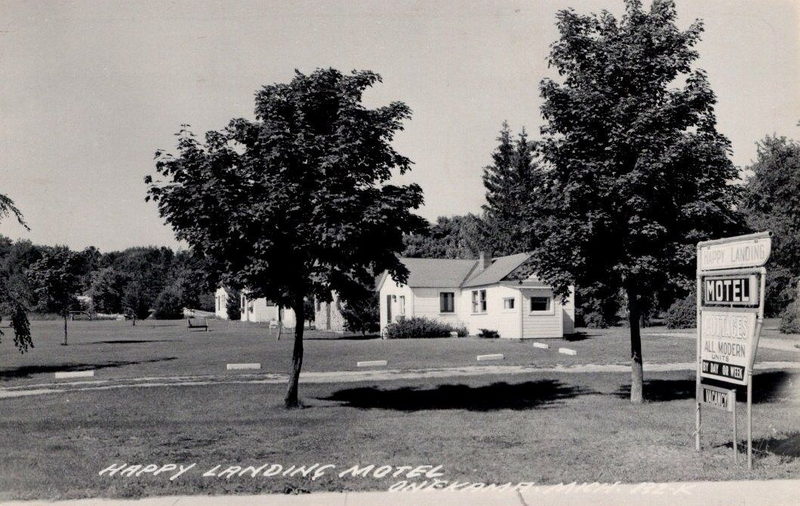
(2, 361), (799, 400)
(3, 479), (798, 505)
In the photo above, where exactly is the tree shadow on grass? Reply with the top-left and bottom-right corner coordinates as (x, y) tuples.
(611, 371), (797, 403)
(751, 432), (800, 459)
(563, 332), (590, 342)
(0, 357), (178, 381)
(613, 379), (696, 402)
(717, 432), (800, 462)
(317, 380), (589, 412)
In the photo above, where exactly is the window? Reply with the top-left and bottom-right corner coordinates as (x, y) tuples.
(530, 296), (551, 312)
(503, 297), (515, 310)
(398, 295), (406, 315)
(471, 289), (487, 313)
(440, 292), (455, 313)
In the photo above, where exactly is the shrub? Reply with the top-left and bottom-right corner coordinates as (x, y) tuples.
(574, 284), (621, 328)
(123, 279), (154, 320)
(341, 293), (380, 335)
(664, 293), (696, 329)
(582, 311), (611, 329)
(478, 328), (499, 338)
(385, 317), (466, 339)
(225, 288), (241, 320)
(152, 285), (184, 319)
(197, 292), (215, 312)
(764, 267), (797, 317)
(779, 300), (800, 334)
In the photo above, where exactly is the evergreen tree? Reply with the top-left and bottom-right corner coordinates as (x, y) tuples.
(482, 124), (541, 255)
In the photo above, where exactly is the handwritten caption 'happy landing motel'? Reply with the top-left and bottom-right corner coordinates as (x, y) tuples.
(98, 462), (695, 496)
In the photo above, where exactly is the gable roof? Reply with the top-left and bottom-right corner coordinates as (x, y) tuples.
(396, 257), (478, 288)
(388, 253), (533, 289)
(461, 252), (531, 288)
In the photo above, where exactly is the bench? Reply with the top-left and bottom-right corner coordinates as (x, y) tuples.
(187, 318), (209, 331)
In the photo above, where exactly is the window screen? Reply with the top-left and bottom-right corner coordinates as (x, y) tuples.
(472, 290), (487, 313)
(440, 292), (455, 313)
(530, 296), (550, 312)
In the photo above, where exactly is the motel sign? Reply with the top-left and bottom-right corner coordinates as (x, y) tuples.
(698, 234), (771, 271)
(695, 231), (771, 470)
(703, 275), (759, 306)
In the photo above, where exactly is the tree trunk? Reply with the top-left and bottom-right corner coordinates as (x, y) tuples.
(284, 296), (305, 409)
(627, 288), (644, 404)
(276, 307), (283, 342)
(62, 312), (68, 346)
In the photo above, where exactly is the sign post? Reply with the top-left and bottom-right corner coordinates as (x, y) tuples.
(695, 231), (770, 469)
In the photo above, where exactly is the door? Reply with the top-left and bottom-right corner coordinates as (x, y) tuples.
(386, 294), (392, 324)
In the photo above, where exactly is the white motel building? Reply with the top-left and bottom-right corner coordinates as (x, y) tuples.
(377, 252), (575, 339)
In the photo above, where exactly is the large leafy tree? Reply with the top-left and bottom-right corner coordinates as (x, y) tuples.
(482, 123), (542, 255)
(147, 68), (425, 407)
(27, 247), (83, 345)
(742, 133), (800, 316)
(529, 0), (742, 403)
(0, 194), (33, 353)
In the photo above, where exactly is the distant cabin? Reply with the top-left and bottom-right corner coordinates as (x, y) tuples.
(214, 286), (296, 327)
(377, 252), (575, 339)
(314, 292), (346, 332)
(214, 287), (231, 319)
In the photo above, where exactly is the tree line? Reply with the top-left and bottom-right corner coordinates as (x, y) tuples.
(0, 237), (216, 345)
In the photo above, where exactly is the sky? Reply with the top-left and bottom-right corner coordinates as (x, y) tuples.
(1, 0), (798, 252)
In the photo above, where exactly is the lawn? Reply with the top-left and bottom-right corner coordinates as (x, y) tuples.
(2, 319), (796, 386)
(1, 370), (798, 500)
(0, 319), (798, 500)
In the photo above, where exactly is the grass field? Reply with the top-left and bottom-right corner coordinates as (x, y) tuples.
(0, 319), (798, 500)
(1, 319), (795, 385)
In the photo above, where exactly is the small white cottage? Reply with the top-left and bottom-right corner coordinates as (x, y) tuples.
(214, 287), (231, 319)
(378, 252), (574, 339)
(314, 292), (346, 332)
(214, 286), (296, 327)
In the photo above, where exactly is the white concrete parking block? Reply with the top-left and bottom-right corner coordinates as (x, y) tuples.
(558, 347), (577, 356)
(357, 360), (388, 367)
(532, 342), (550, 349)
(226, 363), (261, 370)
(54, 370), (95, 379)
(477, 354), (504, 361)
